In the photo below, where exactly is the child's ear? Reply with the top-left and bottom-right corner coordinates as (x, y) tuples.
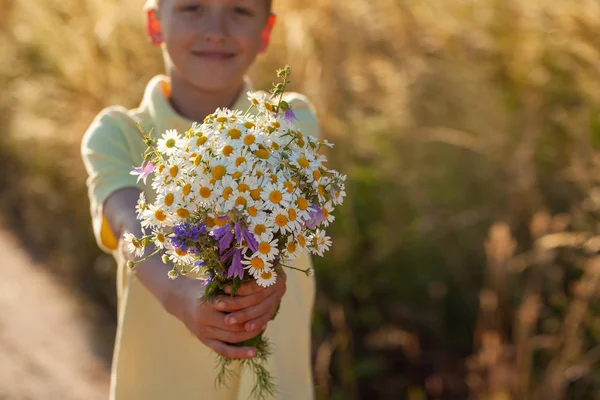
(146, 9), (163, 46)
(260, 14), (277, 53)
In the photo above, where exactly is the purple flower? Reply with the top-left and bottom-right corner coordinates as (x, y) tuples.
(227, 248), (244, 280)
(170, 221), (207, 254)
(218, 230), (234, 253)
(242, 228), (258, 253)
(130, 160), (155, 185)
(235, 222), (243, 246)
(284, 108), (297, 125)
(303, 204), (325, 230)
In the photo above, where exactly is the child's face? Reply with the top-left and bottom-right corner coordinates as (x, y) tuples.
(150, 0), (272, 92)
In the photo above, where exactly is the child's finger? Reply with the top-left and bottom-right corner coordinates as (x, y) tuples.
(213, 290), (268, 313)
(207, 325), (262, 344)
(224, 292), (277, 326)
(224, 280), (264, 296)
(203, 338), (255, 359)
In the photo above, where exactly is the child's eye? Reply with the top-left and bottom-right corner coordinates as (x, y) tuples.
(181, 4), (202, 13)
(233, 6), (254, 16)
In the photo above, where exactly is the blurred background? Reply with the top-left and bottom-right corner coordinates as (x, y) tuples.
(2, 0), (600, 398)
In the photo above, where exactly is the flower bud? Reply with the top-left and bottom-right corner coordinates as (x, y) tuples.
(161, 254), (170, 264)
(168, 269), (179, 280)
(127, 261), (135, 269)
(279, 101), (289, 112)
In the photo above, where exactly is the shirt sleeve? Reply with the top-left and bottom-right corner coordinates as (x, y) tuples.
(283, 92), (321, 139)
(80, 106), (143, 253)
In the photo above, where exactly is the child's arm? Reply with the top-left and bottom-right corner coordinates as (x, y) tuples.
(104, 187), (286, 358)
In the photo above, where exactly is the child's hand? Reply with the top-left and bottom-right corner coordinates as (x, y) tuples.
(165, 272), (286, 359)
(220, 270), (287, 333)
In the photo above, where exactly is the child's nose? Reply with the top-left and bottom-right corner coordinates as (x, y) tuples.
(201, 11), (228, 42)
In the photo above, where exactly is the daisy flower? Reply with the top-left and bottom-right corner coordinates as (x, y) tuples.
(141, 204), (174, 229)
(282, 236), (302, 260)
(242, 255), (272, 277)
(261, 181), (292, 210)
(269, 206), (294, 234)
(256, 268), (277, 288)
(309, 229), (332, 256)
(254, 233), (279, 262)
(157, 129), (184, 156)
(152, 229), (169, 250)
(321, 201), (335, 226)
(123, 232), (144, 258)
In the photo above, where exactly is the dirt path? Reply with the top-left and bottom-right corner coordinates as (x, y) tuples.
(0, 229), (110, 399)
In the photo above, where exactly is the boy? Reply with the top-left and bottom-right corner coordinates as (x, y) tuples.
(80, 0), (319, 398)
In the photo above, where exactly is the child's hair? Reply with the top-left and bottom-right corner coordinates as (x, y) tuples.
(144, 0), (273, 12)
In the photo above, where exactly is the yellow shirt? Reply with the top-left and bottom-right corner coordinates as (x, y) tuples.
(81, 76), (319, 400)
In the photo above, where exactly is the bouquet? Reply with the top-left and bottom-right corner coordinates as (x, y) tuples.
(125, 67), (346, 399)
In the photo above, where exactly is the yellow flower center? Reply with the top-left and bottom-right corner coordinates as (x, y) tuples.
(298, 235), (306, 247)
(156, 233), (165, 243)
(269, 190), (283, 204)
(275, 214), (288, 227)
(287, 242), (297, 253)
(236, 156), (246, 167)
(166, 138), (176, 148)
(250, 188), (262, 201)
(258, 242), (271, 255)
(272, 142), (280, 150)
(199, 187), (212, 199)
(232, 171), (242, 179)
(177, 208), (190, 218)
(235, 196), (247, 207)
(196, 136), (207, 146)
(215, 116), (228, 122)
(169, 165), (179, 178)
(158, 164), (165, 174)
(288, 208), (297, 221)
(297, 157), (309, 168)
(228, 128), (241, 139)
(244, 121), (255, 129)
(272, 121), (280, 128)
(323, 208), (329, 219)
(264, 102), (274, 112)
(260, 270), (273, 280)
(204, 217), (215, 228)
(297, 138), (305, 147)
(175, 248), (188, 257)
(297, 197), (309, 211)
(222, 187), (233, 200)
(164, 193), (174, 207)
(284, 181), (295, 193)
(244, 134), (255, 146)
(313, 170), (322, 180)
(212, 165), (226, 180)
(270, 174), (278, 183)
(254, 224), (267, 235)
(215, 215), (229, 227)
(251, 258), (265, 270)
(238, 183), (250, 192)
(222, 145), (234, 156)
(182, 183), (192, 196)
(154, 209), (167, 222)
(318, 185), (325, 196)
(248, 206), (258, 217)
(254, 149), (269, 159)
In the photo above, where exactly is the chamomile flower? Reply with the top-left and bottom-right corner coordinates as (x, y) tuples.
(261, 182), (292, 210)
(214, 175), (238, 201)
(141, 203), (174, 229)
(135, 192), (148, 219)
(152, 229), (169, 250)
(225, 189), (253, 212)
(157, 129), (184, 156)
(269, 206), (294, 234)
(123, 232), (144, 258)
(282, 236), (302, 260)
(256, 268), (277, 288)
(309, 229), (332, 256)
(254, 233), (279, 261)
(242, 255), (272, 277)
(167, 246), (195, 266)
(321, 201), (335, 226)
(285, 206), (304, 234)
(248, 214), (273, 237)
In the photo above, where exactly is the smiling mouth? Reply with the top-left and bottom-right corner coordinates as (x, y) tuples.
(192, 51), (236, 61)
